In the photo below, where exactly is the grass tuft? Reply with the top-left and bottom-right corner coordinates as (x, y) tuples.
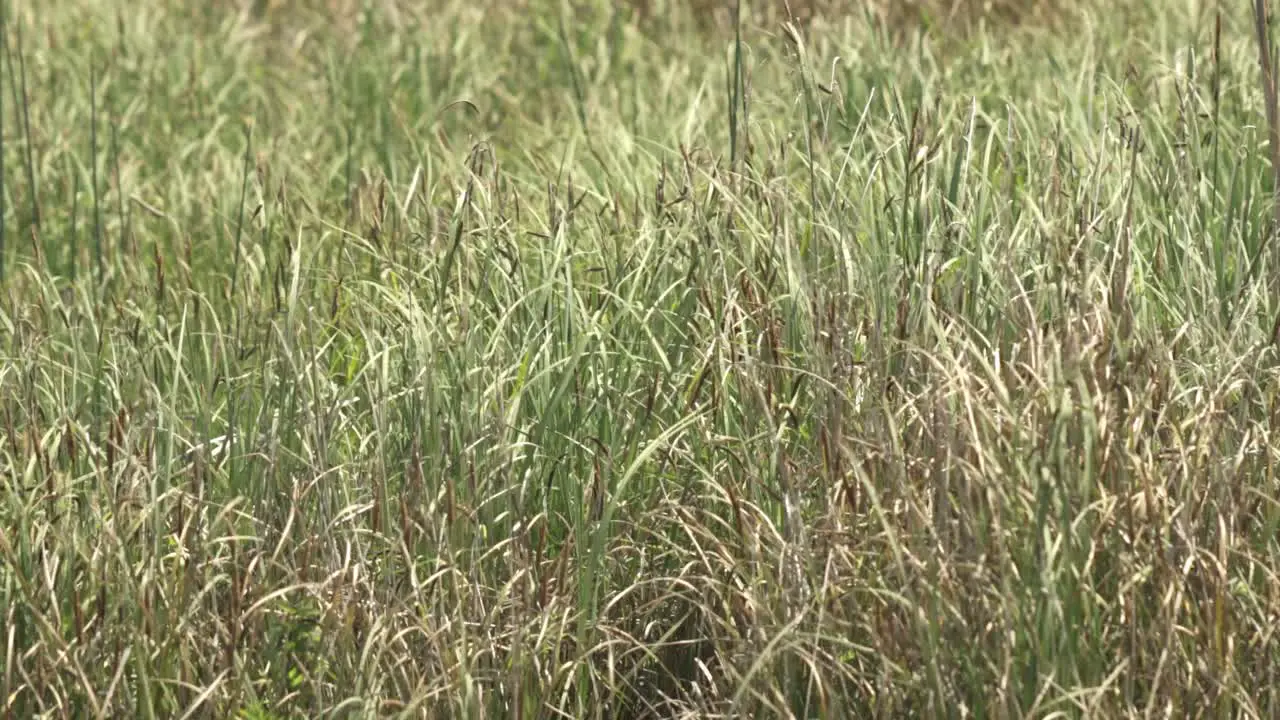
(1, 0), (1279, 718)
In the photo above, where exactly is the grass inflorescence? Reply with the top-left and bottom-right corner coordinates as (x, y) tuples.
(1, 0), (1279, 718)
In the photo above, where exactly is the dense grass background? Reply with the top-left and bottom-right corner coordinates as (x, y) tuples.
(2, 0), (1279, 717)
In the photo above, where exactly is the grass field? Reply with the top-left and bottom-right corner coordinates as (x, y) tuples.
(2, 0), (1280, 717)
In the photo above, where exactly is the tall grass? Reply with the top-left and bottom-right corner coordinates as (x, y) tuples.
(1, 0), (1278, 718)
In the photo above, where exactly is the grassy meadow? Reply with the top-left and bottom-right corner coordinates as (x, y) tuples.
(2, 0), (1280, 717)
